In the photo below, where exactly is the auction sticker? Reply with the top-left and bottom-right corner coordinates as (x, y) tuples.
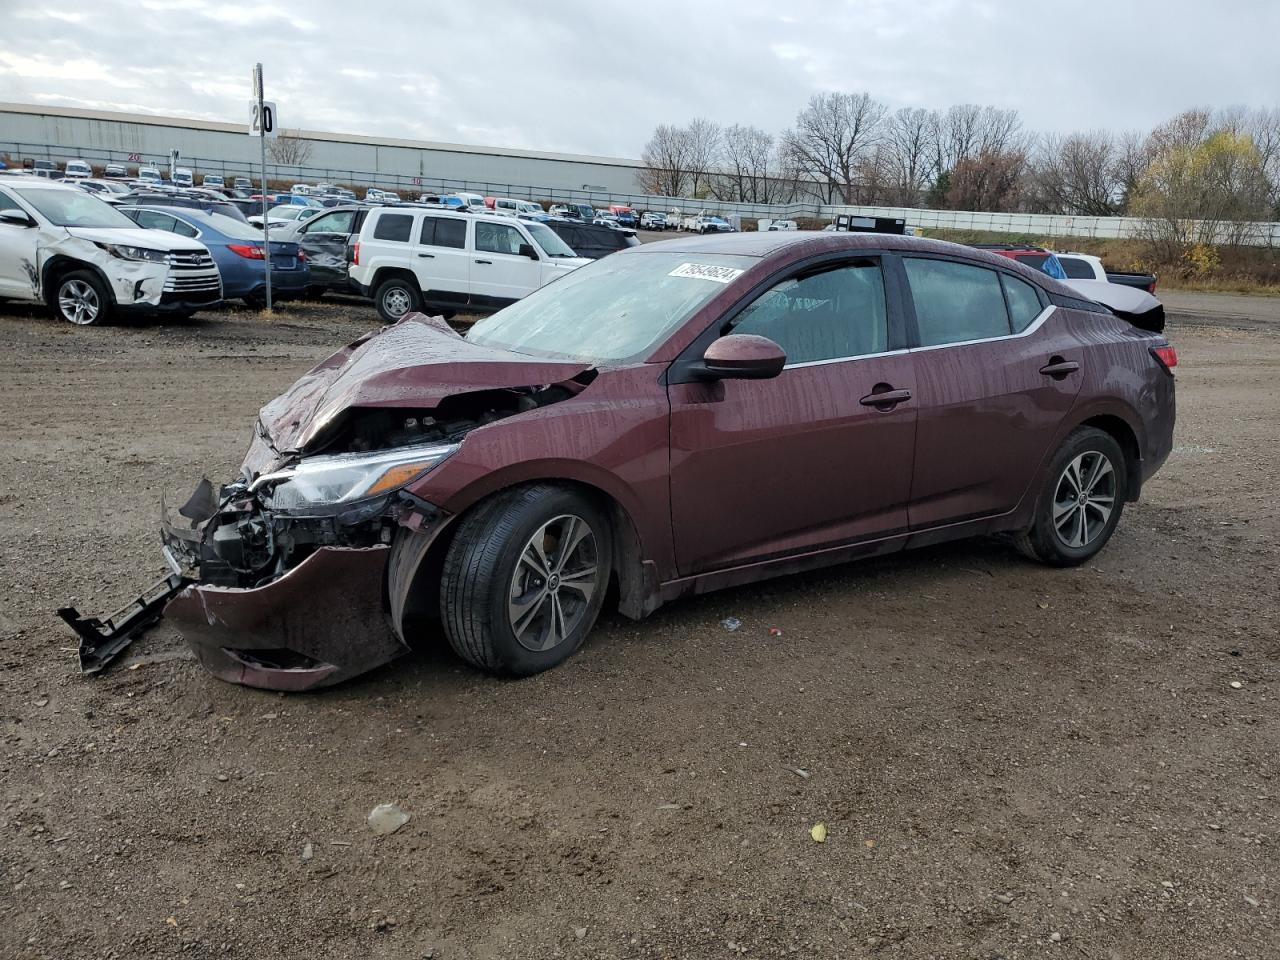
(669, 262), (744, 284)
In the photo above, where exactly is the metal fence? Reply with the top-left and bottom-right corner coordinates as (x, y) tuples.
(5, 139), (1278, 246)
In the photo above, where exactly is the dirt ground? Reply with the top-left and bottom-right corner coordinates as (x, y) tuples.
(1, 291), (1277, 960)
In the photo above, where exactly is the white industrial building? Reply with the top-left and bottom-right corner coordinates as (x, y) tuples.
(0, 102), (646, 198)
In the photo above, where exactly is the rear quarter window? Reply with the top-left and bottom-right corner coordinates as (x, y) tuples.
(1001, 274), (1045, 332)
(372, 213), (413, 242)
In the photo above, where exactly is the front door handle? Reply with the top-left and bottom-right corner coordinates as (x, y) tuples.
(859, 385), (912, 410)
(1040, 358), (1080, 379)
(474, 259), (492, 265)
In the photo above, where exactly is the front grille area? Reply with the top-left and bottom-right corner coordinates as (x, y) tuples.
(167, 249), (215, 269)
(163, 274), (222, 293)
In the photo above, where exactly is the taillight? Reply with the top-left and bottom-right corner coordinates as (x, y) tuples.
(297, 249), (306, 261)
(227, 243), (266, 260)
(1150, 344), (1178, 374)
(352, 241), (360, 266)
(1148, 280), (1157, 294)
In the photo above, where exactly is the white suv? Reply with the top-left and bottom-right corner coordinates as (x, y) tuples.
(0, 178), (222, 325)
(350, 208), (590, 321)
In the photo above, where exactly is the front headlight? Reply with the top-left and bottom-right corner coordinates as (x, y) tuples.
(95, 242), (167, 263)
(252, 442), (458, 514)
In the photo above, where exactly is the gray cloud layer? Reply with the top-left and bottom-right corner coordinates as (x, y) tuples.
(1, 0), (1276, 158)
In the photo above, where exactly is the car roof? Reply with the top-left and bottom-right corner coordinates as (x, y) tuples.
(628, 231), (1071, 283)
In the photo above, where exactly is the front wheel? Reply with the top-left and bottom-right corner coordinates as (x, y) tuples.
(54, 270), (111, 326)
(374, 277), (421, 323)
(1014, 427), (1127, 566)
(440, 485), (612, 676)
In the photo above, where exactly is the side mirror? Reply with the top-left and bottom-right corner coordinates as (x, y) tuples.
(0, 209), (35, 228)
(518, 242), (539, 260)
(700, 334), (786, 380)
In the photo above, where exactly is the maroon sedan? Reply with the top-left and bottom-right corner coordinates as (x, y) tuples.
(63, 232), (1177, 690)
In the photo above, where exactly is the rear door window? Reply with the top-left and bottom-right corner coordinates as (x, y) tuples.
(372, 213), (413, 242)
(903, 257), (1011, 347)
(1001, 274), (1045, 332)
(420, 216), (466, 249)
(731, 259), (888, 365)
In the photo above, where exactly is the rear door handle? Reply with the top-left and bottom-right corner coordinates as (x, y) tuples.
(1040, 358), (1080, 379)
(417, 252), (434, 259)
(474, 259), (492, 265)
(859, 386), (912, 409)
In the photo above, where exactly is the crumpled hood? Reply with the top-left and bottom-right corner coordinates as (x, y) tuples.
(257, 312), (591, 455)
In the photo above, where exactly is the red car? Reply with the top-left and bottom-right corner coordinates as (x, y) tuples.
(63, 233), (1176, 690)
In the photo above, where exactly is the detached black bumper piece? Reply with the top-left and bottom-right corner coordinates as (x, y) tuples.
(57, 572), (192, 674)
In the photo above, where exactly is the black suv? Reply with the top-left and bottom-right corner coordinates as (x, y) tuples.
(542, 219), (641, 259)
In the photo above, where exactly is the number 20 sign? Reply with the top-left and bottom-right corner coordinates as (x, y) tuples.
(249, 101), (279, 138)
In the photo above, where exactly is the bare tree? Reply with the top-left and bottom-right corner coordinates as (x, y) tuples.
(712, 123), (775, 202)
(1113, 129), (1154, 212)
(639, 118), (721, 198)
(881, 107), (936, 206)
(781, 92), (887, 203)
(266, 132), (314, 167)
(946, 148), (1027, 212)
(1028, 131), (1122, 216)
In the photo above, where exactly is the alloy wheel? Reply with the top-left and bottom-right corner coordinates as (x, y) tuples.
(508, 514), (600, 652)
(59, 279), (100, 325)
(382, 287), (412, 317)
(1052, 451), (1116, 548)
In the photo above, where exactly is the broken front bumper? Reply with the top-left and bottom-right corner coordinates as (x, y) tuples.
(164, 545), (405, 691)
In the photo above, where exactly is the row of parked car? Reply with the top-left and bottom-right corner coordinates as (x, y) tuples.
(0, 172), (657, 325)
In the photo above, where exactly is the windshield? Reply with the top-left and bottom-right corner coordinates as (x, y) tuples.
(15, 188), (140, 228)
(525, 221), (577, 258)
(466, 252), (754, 363)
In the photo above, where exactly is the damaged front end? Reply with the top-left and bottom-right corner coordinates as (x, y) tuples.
(59, 312), (596, 690)
(156, 440), (455, 690)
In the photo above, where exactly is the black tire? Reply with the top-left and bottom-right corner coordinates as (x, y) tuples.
(440, 484), (612, 676)
(1014, 426), (1127, 566)
(52, 269), (111, 326)
(243, 294), (267, 310)
(305, 286), (327, 300)
(374, 277), (421, 323)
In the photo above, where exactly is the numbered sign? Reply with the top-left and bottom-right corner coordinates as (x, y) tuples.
(249, 101), (279, 138)
(412, 177), (422, 186)
(127, 153), (142, 162)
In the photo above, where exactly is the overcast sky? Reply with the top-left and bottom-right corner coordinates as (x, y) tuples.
(1, 0), (1276, 158)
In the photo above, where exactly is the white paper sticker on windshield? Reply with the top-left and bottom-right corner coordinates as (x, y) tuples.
(669, 262), (744, 284)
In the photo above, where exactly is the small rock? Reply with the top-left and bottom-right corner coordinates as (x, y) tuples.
(35, 698), (49, 708)
(1230, 681), (1243, 690)
(58, 880), (71, 890)
(301, 843), (313, 862)
(790, 767), (810, 779)
(215, 774), (229, 782)
(656, 803), (681, 811)
(720, 617), (742, 632)
(574, 927), (588, 940)
(262, 712), (278, 720)
(994, 893), (1015, 905)
(367, 803), (410, 836)
(1161, 880), (1174, 888)
(1244, 895), (1260, 907)
(810, 822), (827, 843)
(1050, 931), (1063, 943)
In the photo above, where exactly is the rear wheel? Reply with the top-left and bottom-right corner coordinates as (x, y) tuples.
(375, 277), (421, 323)
(440, 485), (612, 676)
(1014, 427), (1127, 566)
(53, 270), (111, 326)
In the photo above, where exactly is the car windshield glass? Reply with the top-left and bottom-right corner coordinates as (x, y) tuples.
(525, 221), (577, 258)
(197, 213), (263, 240)
(466, 252), (755, 363)
(15, 188), (139, 228)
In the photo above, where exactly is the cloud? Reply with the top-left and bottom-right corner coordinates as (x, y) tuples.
(0, 0), (1276, 158)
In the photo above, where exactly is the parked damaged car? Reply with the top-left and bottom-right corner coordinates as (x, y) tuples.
(61, 233), (1176, 690)
(0, 178), (222, 324)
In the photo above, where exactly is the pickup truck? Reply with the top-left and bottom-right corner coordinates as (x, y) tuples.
(1055, 252), (1157, 294)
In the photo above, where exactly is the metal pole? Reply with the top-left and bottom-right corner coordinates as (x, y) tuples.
(257, 65), (272, 311)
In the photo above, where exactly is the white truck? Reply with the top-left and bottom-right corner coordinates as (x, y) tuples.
(350, 207), (590, 322)
(1054, 251), (1157, 294)
(0, 177), (222, 325)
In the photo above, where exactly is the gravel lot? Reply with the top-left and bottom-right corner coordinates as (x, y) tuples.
(1, 290), (1277, 960)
